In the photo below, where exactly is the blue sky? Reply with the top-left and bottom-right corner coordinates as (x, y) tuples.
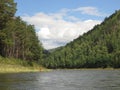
(15, 0), (120, 16)
(15, 0), (120, 49)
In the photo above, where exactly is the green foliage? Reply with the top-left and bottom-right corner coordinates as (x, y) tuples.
(0, 0), (43, 63)
(0, 0), (16, 29)
(0, 17), (43, 61)
(43, 10), (120, 69)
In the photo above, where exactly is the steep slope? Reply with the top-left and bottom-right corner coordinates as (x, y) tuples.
(43, 10), (120, 68)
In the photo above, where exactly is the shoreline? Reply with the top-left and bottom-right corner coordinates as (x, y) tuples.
(0, 68), (50, 73)
(0, 57), (50, 73)
(0, 64), (49, 73)
(0, 66), (119, 73)
(50, 68), (120, 71)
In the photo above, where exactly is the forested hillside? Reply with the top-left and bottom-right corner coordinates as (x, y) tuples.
(1, 0), (120, 69)
(0, 0), (43, 62)
(42, 10), (120, 68)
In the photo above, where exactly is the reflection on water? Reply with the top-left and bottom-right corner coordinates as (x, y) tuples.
(0, 70), (120, 90)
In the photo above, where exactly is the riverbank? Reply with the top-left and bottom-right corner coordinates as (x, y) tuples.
(0, 64), (49, 73)
(0, 56), (119, 73)
(0, 56), (48, 73)
(51, 67), (120, 71)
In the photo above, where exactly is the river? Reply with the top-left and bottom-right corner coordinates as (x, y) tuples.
(0, 69), (120, 90)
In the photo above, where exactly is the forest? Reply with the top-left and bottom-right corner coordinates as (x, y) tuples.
(0, 0), (120, 69)
(42, 10), (120, 69)
(0, 0), (43, 64)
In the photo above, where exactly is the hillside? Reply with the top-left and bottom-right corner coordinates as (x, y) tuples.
(0, 0), (43, 62)
(0, 0), (44, 72)
(42, 10), (120, 69)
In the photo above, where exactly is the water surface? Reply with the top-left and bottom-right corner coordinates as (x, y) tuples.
(0, 69), (120, 90)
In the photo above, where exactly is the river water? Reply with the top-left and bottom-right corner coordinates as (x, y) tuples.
(0, 69), (120, 90)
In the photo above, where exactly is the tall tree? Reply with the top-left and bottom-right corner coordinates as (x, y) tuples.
(0, 0), (43, 62)
(0, 0), (16, 55)
(0, 0), (16, 29)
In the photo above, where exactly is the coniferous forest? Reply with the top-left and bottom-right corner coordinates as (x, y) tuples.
(0, 0), (43, 63)
(0, 0), (120, 69)
(42, 10), (120, 69)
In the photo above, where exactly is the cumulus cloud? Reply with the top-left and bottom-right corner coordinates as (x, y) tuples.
(22, 7), (103, 49)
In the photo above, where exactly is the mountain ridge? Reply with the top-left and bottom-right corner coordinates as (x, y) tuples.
(42, 10), (120, 68)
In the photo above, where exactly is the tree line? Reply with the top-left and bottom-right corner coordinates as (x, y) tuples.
(0, 0), (43, 63)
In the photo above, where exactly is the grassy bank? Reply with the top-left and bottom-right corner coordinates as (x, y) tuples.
(0, 56), (48, 73)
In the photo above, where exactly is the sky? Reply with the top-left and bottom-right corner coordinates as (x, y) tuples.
(14, 0), (120, 49)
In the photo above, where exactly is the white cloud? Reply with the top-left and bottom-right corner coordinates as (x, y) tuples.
(73, 7), (100, 16)
(57, 6), (106, 17)
(22, 7), (103, 49)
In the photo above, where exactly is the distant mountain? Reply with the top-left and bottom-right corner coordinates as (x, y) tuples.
(48, 47), (63, 53)
(42, 10), (120, 69)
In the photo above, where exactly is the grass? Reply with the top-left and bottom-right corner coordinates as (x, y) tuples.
(0, 56), (48, 73)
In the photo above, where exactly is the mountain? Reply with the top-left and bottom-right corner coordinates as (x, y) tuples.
(42, 10), (120, 69)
